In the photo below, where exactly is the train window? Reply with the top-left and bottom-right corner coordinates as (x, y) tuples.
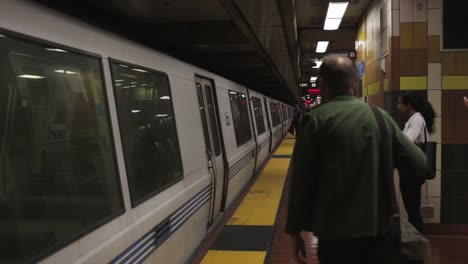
(110, 61), (183, 206)
(251, 97), (266, 136)
(228, 90), (252, 146)
(0, 34), (124, 263)
(270, 102), (281, 127)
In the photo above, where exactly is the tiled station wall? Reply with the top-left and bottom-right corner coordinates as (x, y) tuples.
(356, 0), (468, 226)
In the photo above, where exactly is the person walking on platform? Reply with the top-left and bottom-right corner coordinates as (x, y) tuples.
(290, 104), (303, 136)
(464, 96), (468, 108)
(285, 54), (428, 264)
(397, 91), (436, 234)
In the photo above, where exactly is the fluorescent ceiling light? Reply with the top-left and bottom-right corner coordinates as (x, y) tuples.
(326, 2), (349, 18)
(119, 64), (129, 68)
(229, 91), (237, 94)
(313, 61), (323, 69)
(316, 41), (329, 53)
(54, 70), (79, 74)
(156, 114), (168, 117)
(324, 18), (342, 30)
(310, 76), (317, 82)
(132, 68), (148, 73)
(115, 79), (124, 82)
(324, 2), (348, 30)
(45, 48), (67, 53)
(159, 96), (171, 100)
(0, 34), (5, 38)
(131, 110), (141, 113)
(18, 74), (46, 79)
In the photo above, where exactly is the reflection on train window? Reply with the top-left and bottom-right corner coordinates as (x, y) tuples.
(110, 62), (183, 206)
(270, 102), (281, 127)
(228, 90), (252, 146)
(0, 34), (123, 263)
(251, 97), (266, 135)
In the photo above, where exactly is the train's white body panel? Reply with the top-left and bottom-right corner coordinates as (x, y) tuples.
(0, 1), (293, 263)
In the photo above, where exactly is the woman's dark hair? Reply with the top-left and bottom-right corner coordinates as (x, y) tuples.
(400, 91), (436, 133)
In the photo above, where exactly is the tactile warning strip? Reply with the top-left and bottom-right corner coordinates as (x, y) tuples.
(210, 226), (274, 251)
(199, 138), (294, 264)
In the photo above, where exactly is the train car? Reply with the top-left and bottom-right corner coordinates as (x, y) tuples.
(266, 98), (284, 150)
(247, 90), (271, 174)
(0, 1), (292, 263)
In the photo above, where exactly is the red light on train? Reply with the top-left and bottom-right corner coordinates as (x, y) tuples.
(308, 88), (320, 94)
(305, 100), (312, 104)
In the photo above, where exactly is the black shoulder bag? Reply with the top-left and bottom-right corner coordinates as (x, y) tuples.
(417, 124), (437, 180)
(370, 105), (431, 261)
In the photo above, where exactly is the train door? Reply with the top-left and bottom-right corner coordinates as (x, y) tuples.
(263, 97), (272, 153)
(195, 77), (225, 226)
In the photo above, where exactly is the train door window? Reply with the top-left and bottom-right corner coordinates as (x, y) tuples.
(270, 102), (280, 127)
(228, 90), (252, 146)
(204, 84), (221, 156)
(110, 61), (183, 206)
(251, 97), (266, 136)
(0, 33), (124, 263)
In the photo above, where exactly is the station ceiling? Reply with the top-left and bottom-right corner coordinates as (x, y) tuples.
(32, 0), (370, 104)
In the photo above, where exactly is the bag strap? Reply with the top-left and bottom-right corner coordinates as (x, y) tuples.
(370, 105), (400, 217)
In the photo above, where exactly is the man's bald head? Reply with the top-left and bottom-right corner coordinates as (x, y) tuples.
(318, 54), (355, 94)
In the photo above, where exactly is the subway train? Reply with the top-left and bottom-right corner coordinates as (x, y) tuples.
(0, 1), (293, 263)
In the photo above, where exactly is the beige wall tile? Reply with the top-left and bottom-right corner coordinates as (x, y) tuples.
(428, 9), (442, 36)
(428, 87), (442, 112)
(428, 171), (441, 197)
(421, 182), (428, 205)
(400, 0), (414, 22)
(428, 63), (442, 90)
(414, 0), (428, 22)
(428, 0), (442, 9)
(392, 10), (400, 36)
(425, 197), (441, 223)
(429, 116), (442, 143)
(393, 0), (400, 9)
(436, 143), (441, 171)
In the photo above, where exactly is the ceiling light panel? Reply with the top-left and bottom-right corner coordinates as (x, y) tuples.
(324, 2), (349, 30)
(316, 41), (329, 53)
(326, 2), (349, 18)
(324, 18), (342, 30)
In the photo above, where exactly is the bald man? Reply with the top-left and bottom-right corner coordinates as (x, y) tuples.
(285, 55), (428, 264)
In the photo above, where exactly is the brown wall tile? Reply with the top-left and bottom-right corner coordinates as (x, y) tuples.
(442, 116), (456, 144)
(400, 49), (414, 76)
(442, 90), (456, 117)
(365, 61), (379, 85)
(442, 52), (457, 76)
(414, 22), (428, 49)
(400, 23), (414, 49)
(455, 118), (468, 144)
(428, 35), (441, 63)
(455, 53), (468, 76)
(413, 49), (428, 76)
(391, 37), (400, 91)
(368, 92), (385, 108)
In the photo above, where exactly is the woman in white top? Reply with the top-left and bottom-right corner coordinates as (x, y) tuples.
(397, 91), (435, 234)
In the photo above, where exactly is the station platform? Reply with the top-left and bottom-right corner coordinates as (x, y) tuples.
(191, 136), (468, 264)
